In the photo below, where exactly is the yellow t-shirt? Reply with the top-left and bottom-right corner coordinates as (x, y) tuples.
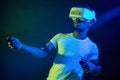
(47, 33), (98, 80)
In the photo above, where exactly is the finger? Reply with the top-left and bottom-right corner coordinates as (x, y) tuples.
(10, 39), (18, 46)
(12, 40), (16, 43)
(8, 42), (13, 48)
(6, 36), (10, 40)
(83, 68), (90, 73)
(84, 70), (90, 74)
(8, 41), (17, 49)
(13, 41), (22, 49)
(8, 44), (14, 49)
(7, 36), (13, 42)
(8, 42), (11, 45)
(82, 67), (89, 71)
(83, 68), (89, 72)
(14, 43), (19, 49)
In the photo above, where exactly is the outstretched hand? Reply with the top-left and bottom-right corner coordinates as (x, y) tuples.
(7, 36), (23, 50)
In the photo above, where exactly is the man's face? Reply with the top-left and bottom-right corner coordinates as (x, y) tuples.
(73, 18), (90, 31)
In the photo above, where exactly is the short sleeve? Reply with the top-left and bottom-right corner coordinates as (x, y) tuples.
(50, 33), (62, 48)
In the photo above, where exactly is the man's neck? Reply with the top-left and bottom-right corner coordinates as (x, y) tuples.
(73, 30), (88, 40)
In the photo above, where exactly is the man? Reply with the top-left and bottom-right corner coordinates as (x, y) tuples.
(7, 7), (101, 80)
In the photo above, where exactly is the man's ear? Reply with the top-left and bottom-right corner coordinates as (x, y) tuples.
(88, 19), (96, 27)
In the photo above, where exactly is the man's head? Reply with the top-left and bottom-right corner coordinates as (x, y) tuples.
(69, 7), (96, 31)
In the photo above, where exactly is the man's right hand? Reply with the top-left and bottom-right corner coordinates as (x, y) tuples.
(7, 36), (23, 50)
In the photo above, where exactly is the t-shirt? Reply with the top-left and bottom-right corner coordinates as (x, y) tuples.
(47, 33), (98, 80)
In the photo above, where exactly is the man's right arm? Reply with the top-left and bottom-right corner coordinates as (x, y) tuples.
(7, 36), (54, 58)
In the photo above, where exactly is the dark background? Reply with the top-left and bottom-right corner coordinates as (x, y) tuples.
(0, 0), (120, 80)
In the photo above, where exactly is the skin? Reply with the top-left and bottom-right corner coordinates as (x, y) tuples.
(7, 16), (101, 76)
(72, 18), (92, 40)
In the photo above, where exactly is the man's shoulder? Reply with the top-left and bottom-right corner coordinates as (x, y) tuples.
(54, 33), (72, 38)
(87, 37), (98, 47)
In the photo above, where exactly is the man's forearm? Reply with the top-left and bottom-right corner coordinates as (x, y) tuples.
(21, 44), (48, 58)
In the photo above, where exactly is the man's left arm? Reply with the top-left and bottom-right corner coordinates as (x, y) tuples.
(79, 44), (101, 76)
(79, 59), (101, 76)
